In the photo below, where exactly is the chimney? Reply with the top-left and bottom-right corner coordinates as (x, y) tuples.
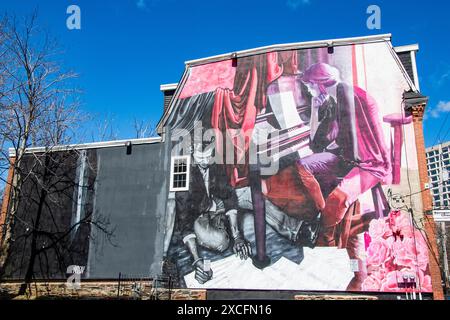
(160, 83), (178, 113)
(394, 44), (420, 91)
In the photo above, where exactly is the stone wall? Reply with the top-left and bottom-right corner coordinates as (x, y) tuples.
(295, 295), (378, 300)
(0, 281), (206, 300)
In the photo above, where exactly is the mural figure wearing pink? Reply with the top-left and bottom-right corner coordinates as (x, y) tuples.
(295, 63), (391, 246)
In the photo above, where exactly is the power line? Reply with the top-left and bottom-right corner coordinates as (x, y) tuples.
(403, 178), (448, 199)
(432, 111), (450, 147)
(441, 125), (450, 144)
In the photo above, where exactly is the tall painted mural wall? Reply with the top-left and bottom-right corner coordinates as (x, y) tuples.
(163, 41), (432, 293)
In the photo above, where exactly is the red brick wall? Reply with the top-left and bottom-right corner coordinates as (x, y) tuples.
(0, 158), (15, 245)
(411, 105), (445, 300)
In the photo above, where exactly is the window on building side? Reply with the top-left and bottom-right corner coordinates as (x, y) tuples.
(170, 156), (190, 192)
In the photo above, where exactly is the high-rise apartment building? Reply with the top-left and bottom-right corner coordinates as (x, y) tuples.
(426, 141), (450, 209)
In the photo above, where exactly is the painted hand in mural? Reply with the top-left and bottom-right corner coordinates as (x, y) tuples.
(193, 259), (213, 284)
(309, 93), (332, 145)
(312, 94), (329, 108)
(226, 209), (251, 260)
(232, 236), (252, 260)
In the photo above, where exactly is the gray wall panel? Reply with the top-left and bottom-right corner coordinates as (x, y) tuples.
(87, 142), (169, 279)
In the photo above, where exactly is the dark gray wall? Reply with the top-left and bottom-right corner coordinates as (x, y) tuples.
(87, 141), (170, 279)
(205, 290), (434, 300)
(164, 89), (176, 113)
(397, 51), (415, 85)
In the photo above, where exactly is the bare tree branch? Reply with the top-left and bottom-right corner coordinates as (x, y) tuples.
(0, 12), (115, 296)
(133, 117), (157, 139)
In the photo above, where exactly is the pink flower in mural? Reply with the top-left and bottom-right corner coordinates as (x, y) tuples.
(361, 273), (383, 292)
(418, 270), (433, 292)
(388, 210), (414, 239)
(392, 238), (418, 270)
(383, 255), (396, 273)
(380, 271), (404, 292)
(363, 210), (432, 293)
(414, 230), (430, 271)
(368, 218), (392, 240)
(366, 239), (391, 267)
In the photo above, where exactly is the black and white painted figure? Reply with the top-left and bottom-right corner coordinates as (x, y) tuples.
(174, 139), (252, 284)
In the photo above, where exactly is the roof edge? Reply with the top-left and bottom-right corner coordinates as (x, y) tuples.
(185, 34), (392, 67)
(426, 141), (450, 152)
(8, 137), (162, 157)
(160, 83), (178, 91)
(158, 34), (396, 132)
(394, 44), (419, 53)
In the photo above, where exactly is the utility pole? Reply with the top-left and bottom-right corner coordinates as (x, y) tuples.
(438, 143), (445, 208)
(441, 222), (450, 290)
(437, 142), (450, 292)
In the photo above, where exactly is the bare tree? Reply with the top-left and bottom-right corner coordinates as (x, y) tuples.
(133, 117), (157, 139)
(88, 115), (156, 143)
(0, 11), (76, 272)
(0, 12), (114, 294)
(89, 113), (120, 142)
(7, 149), (115, 295)
(0, 185), (3, 213)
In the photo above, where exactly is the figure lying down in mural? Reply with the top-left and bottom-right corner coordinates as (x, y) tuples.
(172, 138), (252, 284)
(166, 133), (314, 286)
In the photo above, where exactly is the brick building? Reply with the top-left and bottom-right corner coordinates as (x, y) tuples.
(426, 141), (450, 209)
(425, 141), (450, 295)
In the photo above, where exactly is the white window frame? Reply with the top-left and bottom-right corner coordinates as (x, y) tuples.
(169, 155), (191, 192)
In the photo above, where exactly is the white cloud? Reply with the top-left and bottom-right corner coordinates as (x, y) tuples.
(136, 0), (146, 9)
(430, 101), (450, 118)
(286, 0), (311, 10)
(436, 69), (450, 87)
(136, 0), (164, 10)
(429, 63), (450, 88)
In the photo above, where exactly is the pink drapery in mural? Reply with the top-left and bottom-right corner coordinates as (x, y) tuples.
(179, 60), (236, 99)
(211, 51), (301, 187)
(337, 86), (392, 205)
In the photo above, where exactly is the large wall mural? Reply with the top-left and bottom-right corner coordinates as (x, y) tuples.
(162, 42), (432, 293)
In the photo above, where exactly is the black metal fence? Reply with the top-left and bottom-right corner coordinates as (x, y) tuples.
(116, 273), (173, 300)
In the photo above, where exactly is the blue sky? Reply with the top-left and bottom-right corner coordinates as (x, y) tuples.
(1, 0), (449, 147)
